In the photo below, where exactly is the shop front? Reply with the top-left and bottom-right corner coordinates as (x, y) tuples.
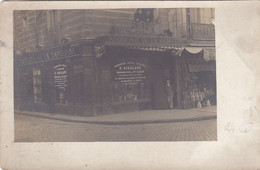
(14, 36), (216, 116)
(98, 46), (178, 113)
(14, 40), (98, 116)
(94, 35), (216, 112)
(180, 48), (216, 109)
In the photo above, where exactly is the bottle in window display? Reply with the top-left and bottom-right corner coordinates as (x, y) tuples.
(190, 90), (196, 108)
(201, 89), (206, 107)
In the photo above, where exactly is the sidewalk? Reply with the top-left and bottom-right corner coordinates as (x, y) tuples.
(15, 106), (217, 125)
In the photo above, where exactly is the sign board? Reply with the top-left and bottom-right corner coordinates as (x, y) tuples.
(54, 64), (68, 104)
(17, 46), (82, 65)
(113, 61), (147, 85)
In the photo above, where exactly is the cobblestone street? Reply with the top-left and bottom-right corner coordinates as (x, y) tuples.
(15, 113), (217, 142)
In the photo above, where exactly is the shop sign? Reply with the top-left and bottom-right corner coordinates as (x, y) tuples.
(54, 64), (68, 104)
(106, 36), (186, 47)
(54, 64), (67, 88)
(19, 46), (81, 65)
(113, 62), (147, 85)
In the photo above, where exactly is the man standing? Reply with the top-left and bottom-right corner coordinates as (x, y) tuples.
(165, 80), (174, 109)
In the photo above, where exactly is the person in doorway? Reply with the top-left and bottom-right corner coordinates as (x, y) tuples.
(165, 80), (174, 109)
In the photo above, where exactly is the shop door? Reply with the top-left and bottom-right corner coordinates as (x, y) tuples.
(44, 63), (55, 112)
(151, 56), (170, 110)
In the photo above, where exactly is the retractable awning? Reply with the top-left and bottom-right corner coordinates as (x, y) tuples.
(93, 36), (215, 60)
(184, 47), (215, 61)
(182, 47), (216, 72)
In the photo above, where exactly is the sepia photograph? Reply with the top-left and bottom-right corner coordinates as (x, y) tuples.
(13, 8), (216, 142)
(1, 1), (260, 170)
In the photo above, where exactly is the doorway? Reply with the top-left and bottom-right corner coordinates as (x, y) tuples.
(150, 52), (175, 110)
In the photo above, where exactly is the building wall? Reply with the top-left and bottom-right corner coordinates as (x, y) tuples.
(14, 8), (215, 54)
(14, 8), (216, 114)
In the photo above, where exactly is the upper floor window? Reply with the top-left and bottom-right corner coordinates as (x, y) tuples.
(47, 10), (58, 28)
(134, 9), (154, 22)
(188, 8), (214, 24)
(22, 16), (28, 31)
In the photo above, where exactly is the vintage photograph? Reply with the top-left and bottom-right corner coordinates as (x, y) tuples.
(13, 8), (216, 142)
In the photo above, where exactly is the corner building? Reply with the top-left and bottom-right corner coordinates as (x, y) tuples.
(14, 9), (216, 116)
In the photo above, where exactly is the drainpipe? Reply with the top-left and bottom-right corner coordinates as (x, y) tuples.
(186, 8), (191, 40)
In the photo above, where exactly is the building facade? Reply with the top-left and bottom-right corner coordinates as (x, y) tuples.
(14, 8), (216, 116)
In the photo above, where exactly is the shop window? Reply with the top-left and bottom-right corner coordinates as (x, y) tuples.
(112, 60), (151, 103)
(113, 82), (149, 102)
(72, 58), (84, 104)
(33, 67), (43, 103)
(21, 71), (34, 103)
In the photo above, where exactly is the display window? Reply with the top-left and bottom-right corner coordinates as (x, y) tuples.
(32, 67), (43, 103)
(54, 63), (68, 104)
(112, 58), (151, 103)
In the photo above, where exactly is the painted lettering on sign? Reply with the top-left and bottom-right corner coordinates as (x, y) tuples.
(54, 64), (68, 104)
(54, 64), (68, 88)
(18, 46), (81, 65)
(113, 62), (147, 85)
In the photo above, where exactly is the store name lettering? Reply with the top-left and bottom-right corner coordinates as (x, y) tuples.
(107, 36), (185, 45)
(119, 66), (142, 71)
(20, 46), (81, 65)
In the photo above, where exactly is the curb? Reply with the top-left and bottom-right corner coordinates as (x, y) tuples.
(16, 112), (217, 125)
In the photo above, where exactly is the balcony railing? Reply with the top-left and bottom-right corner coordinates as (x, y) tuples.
(32, 22), (215, 50)
(189, 23), (215, 40)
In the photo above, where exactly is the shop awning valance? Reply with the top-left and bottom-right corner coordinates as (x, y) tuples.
(184, 47), (203, 54)
(93, 36), (215, 60)
(184, 47), (215, 61)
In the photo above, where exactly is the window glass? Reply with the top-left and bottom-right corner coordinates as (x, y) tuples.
(112, 58), (151, 102)
(33, 67), (42, 103)
(72, 58), (84, 104)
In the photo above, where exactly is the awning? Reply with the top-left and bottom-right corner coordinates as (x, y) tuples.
(184, 47), (203, 54)
(184, 47), (215, 61)
(93, 36), (215, 60)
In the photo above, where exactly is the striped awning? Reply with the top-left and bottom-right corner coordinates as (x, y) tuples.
(93, 36), (215, 60)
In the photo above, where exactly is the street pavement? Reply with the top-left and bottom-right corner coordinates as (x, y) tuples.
(15, 106), (217, 125)
(15, 106), (217, 142)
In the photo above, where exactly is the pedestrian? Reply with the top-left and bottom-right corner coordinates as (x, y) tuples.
(165, 80), (174, 109)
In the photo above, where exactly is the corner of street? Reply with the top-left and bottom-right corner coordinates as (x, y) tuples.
(15, 106), (217, 142)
